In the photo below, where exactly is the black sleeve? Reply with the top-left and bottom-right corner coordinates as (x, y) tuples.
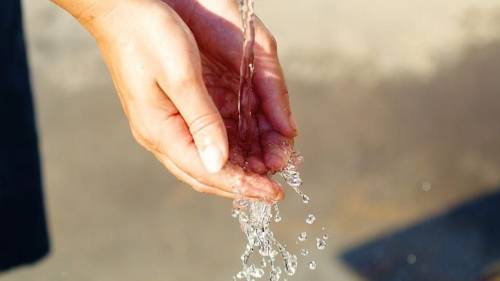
(0, 0), (50, 271)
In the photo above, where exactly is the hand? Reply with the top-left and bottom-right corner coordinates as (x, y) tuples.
(53, 0), (296, 200)
(166, 0), (297, 171)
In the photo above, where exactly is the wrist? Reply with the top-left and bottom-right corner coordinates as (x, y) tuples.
(51, 0), (119, 39)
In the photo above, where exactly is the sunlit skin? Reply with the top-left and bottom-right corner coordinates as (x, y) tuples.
(51, 0), (297, 200)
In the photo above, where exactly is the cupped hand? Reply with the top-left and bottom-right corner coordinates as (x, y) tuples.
(63, 0), (296, 200)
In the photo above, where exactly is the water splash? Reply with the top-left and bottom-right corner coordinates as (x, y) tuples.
(316, 238), (327, 250)
(273, 203), (282, 223)
(305, 214), (316, 225)
(232, 154), (304, 280)
(231, 0), (327, 279)
(308, 261), (317, 270)
(297, 232), (307, 242)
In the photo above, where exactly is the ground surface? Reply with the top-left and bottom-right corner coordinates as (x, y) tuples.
(3, 1), (500, 280)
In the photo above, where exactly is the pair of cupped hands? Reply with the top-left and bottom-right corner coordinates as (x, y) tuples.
(53, 0), (297, 201)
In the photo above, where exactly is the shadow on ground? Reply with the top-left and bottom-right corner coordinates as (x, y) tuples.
(333, 22), (500, 281)
(341, 190), (500, 281)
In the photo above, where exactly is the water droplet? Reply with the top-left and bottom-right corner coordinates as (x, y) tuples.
(236, 271), (245, 279)
(235, 199), (248, 208)
(231, 209), (240, 218)
(239, 213), (249, 223)
(269, 249), (278, 258)
(297, 232), (307, 242)
(289, 177), (302, 188)
(270, 266), (282, 281)
(322, 234), (329, 240)
(273, 203), (282, 222)
(301, 249), (309, 256)
(316, 238), (327, 250)
(249, 266), (264, 278)
(293, 154), (304, 166)
(308, 261), (317, 270)
(284, 254), (298, 275)
(321, 226), (327, 231)
(306, 214), (316, 224)
(302, 194), (310, 204)
(407, 254), (417, 264)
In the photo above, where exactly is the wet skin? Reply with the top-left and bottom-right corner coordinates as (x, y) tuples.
(51, 0), (297, 200)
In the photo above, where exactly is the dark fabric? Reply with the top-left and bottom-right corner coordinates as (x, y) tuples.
(0, 0), (50, 271)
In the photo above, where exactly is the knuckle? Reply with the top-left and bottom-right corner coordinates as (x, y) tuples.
(164, 49), (200, 89)
(263, 34), (278, 54)
(188, 112), (222, 138)
(169, 69), (197, 91)
(131, 125), (161, 153)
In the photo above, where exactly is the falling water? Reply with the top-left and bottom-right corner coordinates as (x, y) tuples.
(237, 0), (256, 144)
(233, 154), (304, 281)
(232, 0), (327, 280)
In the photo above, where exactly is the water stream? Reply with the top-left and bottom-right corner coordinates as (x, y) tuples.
(231, 1), (327, 280)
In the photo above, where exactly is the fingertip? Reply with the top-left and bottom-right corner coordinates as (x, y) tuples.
(261, 99), (296, 138)
(275, 186), (285, 201)
(247, 156), (267, 174)
(269, 180), (285, 201)
(200, 144), (226, 173)
(264, 150), (287, 172)
(264, 152), (281, 171)
(277, 113), (298, 138)
(239, 173), (283, 201)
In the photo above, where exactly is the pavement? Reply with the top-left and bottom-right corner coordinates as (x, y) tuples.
(2, 0), (500, 280)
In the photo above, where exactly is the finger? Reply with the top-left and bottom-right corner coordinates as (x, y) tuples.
(155, 153), (276, 200)
(154, 153), (237, 199)
(123, 10), (284, 200)
(155, 12), (228, 174)
(225, 103), (267, 174)
(252, 18), (297, 138)
(134, 82), (283, 201)
(247, 156), (267, 174)
(182, 5), (297, 138)
(258, 114), (293, 172)
(247, 110), (267, 174)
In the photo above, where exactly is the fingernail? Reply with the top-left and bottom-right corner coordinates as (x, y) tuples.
(200, 145), (224, 173)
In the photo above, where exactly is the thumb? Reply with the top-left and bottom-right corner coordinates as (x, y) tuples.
(157, 39), (228, 173)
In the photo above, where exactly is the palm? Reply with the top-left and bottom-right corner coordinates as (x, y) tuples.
(201, 54), (268, 174)
(180, 1), (295, 174)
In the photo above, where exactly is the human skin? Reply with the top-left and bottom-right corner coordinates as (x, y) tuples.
(51, 0), (297, 200)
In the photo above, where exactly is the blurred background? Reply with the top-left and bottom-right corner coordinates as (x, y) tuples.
(2, 0), (500, 280)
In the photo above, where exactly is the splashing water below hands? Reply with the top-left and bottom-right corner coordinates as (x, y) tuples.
(232, 0), (327, 280)
(233, 154), (304, 281)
